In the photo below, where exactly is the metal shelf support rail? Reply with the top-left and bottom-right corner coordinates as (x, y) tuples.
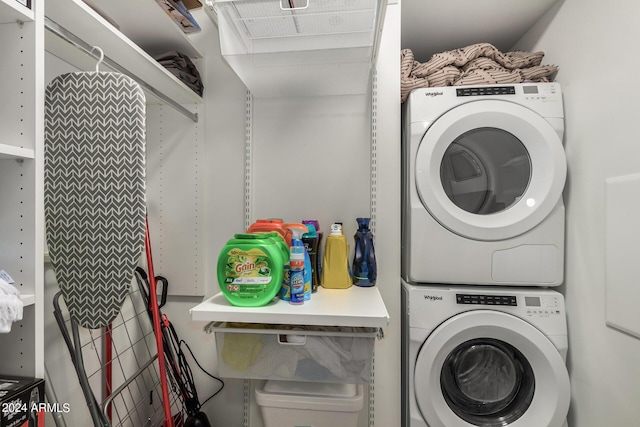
(44, 17), (199, 123)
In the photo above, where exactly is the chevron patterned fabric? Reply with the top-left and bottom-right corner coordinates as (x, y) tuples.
(44, 72), (147, 329)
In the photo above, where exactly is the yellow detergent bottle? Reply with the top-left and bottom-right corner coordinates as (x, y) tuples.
(321, 223), (352, 289)
(217, 233), (288, 307)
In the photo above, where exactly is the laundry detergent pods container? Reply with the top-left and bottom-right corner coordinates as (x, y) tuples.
(247, 219), (293, 245)
(217, 233), (287, 307)
(255, 380), (363, 427)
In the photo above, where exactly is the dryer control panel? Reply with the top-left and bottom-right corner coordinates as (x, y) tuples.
(456, 294), (517, 306)
(456, 86), (516, 97)
(453, 83), (561, 103)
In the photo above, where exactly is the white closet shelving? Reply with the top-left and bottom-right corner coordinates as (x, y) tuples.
(206, 0), (387, 97)
(192, 286), (389, 327)
(0, 0), (44, 377)
(0, 0), (32, 22)
(192, 3), (390, 423)
(193, 0), (389, 369)
(45, 0), (203, 116)
(0, 143), (35, 159)
(0, 0), (207, 379)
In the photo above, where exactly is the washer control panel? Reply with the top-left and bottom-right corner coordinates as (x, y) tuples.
(455, 293), (563, 318)
(524, 294), (563, 317)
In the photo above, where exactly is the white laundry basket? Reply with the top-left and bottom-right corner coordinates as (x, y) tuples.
(255, 380), (364, 427)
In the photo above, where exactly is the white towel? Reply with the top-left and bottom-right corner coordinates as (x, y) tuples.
(0, 277), (23, 333)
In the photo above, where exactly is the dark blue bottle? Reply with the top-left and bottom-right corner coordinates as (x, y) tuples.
(352, 217), (377, 286)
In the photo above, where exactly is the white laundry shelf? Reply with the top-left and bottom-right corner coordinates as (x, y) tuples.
(190, 285), (389, 328)
(0, 0), (33, 24)
(0, 143), (35, 160)
(20, 293), (35, 306)
(45, 0), (203, 106)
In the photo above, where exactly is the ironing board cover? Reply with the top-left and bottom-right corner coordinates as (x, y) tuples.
(44, 72), (146, 329)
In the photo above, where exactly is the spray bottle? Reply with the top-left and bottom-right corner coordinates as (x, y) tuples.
(289, 245), (305, 305)
(289, 227), (312, 300)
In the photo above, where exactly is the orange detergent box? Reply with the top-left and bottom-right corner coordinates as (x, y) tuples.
(0, 376), (45, 427)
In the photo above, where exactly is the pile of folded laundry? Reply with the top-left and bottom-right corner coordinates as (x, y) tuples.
(155, 50), (204, 96)
(0, 276), (23, 333)
(401, 42), (558, 102)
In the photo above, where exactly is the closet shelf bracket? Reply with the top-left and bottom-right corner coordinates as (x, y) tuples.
(44, 17), (199, 123)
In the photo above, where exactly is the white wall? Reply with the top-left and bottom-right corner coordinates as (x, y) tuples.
(516, 1), (640, 425)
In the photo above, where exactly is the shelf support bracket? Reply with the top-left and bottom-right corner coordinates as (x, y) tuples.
(44, 17), (199, 123)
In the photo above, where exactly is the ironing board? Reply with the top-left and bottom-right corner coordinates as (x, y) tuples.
(44, 71), (146, 329)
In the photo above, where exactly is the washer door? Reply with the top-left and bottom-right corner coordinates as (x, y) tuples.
(415, 100), (566, 241)
(414, 311), (570, 427)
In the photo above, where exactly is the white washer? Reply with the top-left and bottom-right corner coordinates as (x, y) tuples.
(401, 281), (570, 427)
(402, 83), (566, 286)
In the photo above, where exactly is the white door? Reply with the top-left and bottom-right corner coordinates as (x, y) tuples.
(415, 100), (566, 241)
(414, 310), (570, 427)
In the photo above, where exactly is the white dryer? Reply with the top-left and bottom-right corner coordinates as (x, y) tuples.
(402, 83), (566, 286)
(401, 281), (570, 427)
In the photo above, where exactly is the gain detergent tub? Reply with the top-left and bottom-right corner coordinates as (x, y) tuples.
(217, 233), (288, 307)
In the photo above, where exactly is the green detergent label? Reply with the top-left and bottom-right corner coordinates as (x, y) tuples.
(222, 248), (274, 299)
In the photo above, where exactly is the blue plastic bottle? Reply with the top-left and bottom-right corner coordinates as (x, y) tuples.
(289, 246), (305, 305)
(290, 228), (312, 301)
(352, 218), (377, 286)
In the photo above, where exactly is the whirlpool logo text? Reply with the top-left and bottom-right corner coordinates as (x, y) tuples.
(424, 91), (443, 97)
(423, 295), (443, 301)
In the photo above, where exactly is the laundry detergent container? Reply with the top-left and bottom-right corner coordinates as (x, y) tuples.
(255, 380), (363, 427)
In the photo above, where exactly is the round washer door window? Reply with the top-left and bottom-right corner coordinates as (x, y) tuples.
(415, 100), (566, 241)
(413, 311), (570, 427)
(440, 338), (535, 426)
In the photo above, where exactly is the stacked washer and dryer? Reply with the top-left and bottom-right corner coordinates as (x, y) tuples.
(401, 83), (571, 427)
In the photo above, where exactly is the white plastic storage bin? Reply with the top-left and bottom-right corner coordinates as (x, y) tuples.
(207, 322), (378, 383)
(210, 0), (387, 96)
(255, 380), (364, 427)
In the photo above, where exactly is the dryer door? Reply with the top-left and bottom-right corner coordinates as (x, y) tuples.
(414, 310), (570, 427)
(415, 100), (566, 241)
